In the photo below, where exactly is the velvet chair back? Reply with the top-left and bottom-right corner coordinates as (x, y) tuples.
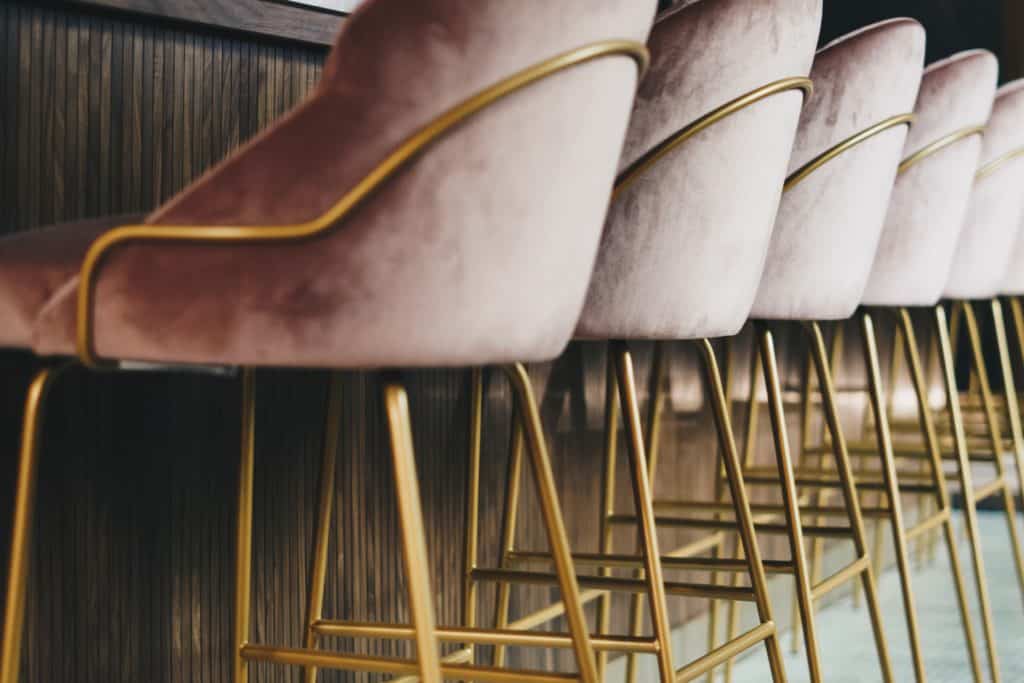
(34, 0), (657, 367)
(863, 51), (998, 307)
(750, 18), (926, 320)
(577, 0), (822, 340)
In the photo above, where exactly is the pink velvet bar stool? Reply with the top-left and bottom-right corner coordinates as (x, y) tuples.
(734, 18), (927, 683)
(846, 49), (1000, 682)
(0, 1), (657, 682)
(571, 1), (821, 681)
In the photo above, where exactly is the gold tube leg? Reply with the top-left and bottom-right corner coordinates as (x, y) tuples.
(699, 339), (785, 682)
(625, 342), (668, 683)
(991, 298), (1024, 606)
(492, 417), (524, 669)
(899, 308), (983, 682)
(597, 348), (621, 682)
(724, 340), (763, 683)
(0, 367), (60, 683)
(757, 324), (822, 682)
(805, 321), (893, 683)
(936, 304), (1000, 681)
(303, 372), (344, 683)
(503, 363), (599, 683)
(614, 341), (676, 683)
(860, 312), (925, 681)
(463, 368), (485, 667)
(235, 369), (257, 683)
(383, 380), (442, 683)
(964, 302), (1024, 608)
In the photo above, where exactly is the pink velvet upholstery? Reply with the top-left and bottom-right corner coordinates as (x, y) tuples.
(23, 0), (656, 367)
(576, 0), (822, 340)
(945, 79), (1024, 299)
(862, 50), (998, 306)
(0, 215), (146, 350)
(1003, 214), (1024, 294)
(749, 18), (926, 320)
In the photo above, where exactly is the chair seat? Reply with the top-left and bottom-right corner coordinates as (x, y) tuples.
(0, 215), (144, 353)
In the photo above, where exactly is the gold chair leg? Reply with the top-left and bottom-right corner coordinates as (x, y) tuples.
(935, 304), (1000, 682)
(791, 345), (816, 651)
(804, 320), (893, 683)
(235, 369), (257, 683)
(614, 341), (676, 683)
(596, 350), (620, 681)
(860, 311), (925, 681)
(990, 298), (1024, 599)
(698, 339), (786, 682)
(899, 308), (983, 681)
(0, 366), (62, 683)
(963, 301), (1024, 603)
(624, 342), (668, 683)
(757, 324), (822, 682)
(723, 340), (763, 683)
(492, 417), (524, 669)
(463, 368), (485, 666)
(383, 380), (443, 683)
(503, 363), (599, 683)
(303, 372), (344, 683)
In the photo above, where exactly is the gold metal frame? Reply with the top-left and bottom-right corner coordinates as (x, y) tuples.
(783, 113), (915, 191)
(897, 125), (985, 174)
(2, 40), (651, 683)
(975, 145), (1024, 181)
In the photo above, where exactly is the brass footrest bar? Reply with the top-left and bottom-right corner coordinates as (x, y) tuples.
(310, 620), (659, 654)
(506, 550), (794, 574)
(906, 508), (951, 541)
(654, 498), (893, 520)
(742, 474), (937, 495)
(974, 476), (1007, 502)
(240, 644), (579, 682)
(608, 514), (854, 539)
(811, 555), (870, 600)
(470, 568), (757, 602)
(673, 622), (776, 682)
(804, 441), (1001, 462)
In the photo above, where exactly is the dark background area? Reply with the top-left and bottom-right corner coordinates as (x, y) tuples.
(660, 0), (1020, 81)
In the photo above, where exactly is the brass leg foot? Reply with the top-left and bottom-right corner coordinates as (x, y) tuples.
(804, 321), (893, 683)
(503, 363), (599, 683)
(757, 324), (822, 682)
(303, 372), (343, 683)
(0, 366), (62, 683)
(860, 312), (925, 681)
(937, 305), (1000, 681)
(383, 380), (443, 683)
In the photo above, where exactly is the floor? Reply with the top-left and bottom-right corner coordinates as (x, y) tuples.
(731, 511), (1024, 682)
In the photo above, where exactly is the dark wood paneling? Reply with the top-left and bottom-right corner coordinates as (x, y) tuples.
(65, 0), (345, 46)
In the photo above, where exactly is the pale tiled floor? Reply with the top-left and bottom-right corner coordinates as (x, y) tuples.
(731, 511), (1024, 682)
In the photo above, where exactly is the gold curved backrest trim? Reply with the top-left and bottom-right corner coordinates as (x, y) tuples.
(897, 125), (985, 174)
(975, 145), (1024, 182)
(75, 40), (649, 367)
(783, 113), (916, 192)
(613, 77), (814, 198)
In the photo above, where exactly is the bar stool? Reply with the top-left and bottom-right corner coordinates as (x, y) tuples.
(801, 49), (1000, 682)
(490, 2), (821, 681)
(720, 18), (926, 683)
(0, 1), (657, 682)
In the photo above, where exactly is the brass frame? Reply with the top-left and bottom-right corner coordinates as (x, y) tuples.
(0, 40), (651, 683)
(975, 145), (1024, 181)
(897, 125), (985, 174)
